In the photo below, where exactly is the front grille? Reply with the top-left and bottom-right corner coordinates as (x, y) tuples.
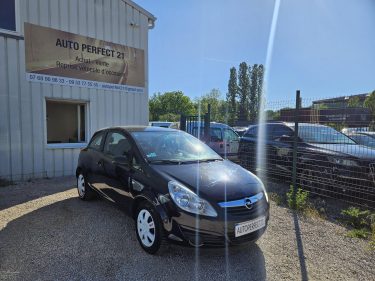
(225, 199), (266, 219)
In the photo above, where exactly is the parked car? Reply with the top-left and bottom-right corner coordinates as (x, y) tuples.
(149, 121), (179, 129)
(347, 132), (375, 148)
(76, 126), (269, 254)
(239, 122), (375, 199)
(186, 122), (240, 160)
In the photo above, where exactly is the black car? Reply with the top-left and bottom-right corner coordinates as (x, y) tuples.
(347, 132), (375, 148)
(76, 126), (269, 254)
(239, 123), (375, 202)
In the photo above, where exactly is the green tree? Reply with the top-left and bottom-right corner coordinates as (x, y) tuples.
(248, 64), (264, 122)
(364, 90), (375, 130)
(348, 96), (362, 108)
(238, 62), (250, 122)
(227, 67), (238, 125)
(364, 91), (375, 115)
(195, 89), (227, 123)
(149, 91), (195, 121)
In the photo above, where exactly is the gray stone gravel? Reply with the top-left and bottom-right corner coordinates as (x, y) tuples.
(0, 177), (374, 281)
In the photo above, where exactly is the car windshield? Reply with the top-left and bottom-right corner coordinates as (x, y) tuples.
(131, 131), (222, 163)
(298, 125), (356, 144)
(351, 134), (375, 147)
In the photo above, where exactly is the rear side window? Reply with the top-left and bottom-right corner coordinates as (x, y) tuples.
(192, 127), (222, 141)
(271, 125), (294, 140)
(224, 129), (239, 141)
(104, 132), (132, 157)
(244, 127), (258, 137)
(88, 132), (105, 150)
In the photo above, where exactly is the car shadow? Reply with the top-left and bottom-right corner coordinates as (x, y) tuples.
(0, 176), (76, 211)
(0, 197), (266, 281)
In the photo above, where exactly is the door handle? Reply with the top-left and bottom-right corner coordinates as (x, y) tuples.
(97, 160), (103, 167)
(226, 143), (230, 146)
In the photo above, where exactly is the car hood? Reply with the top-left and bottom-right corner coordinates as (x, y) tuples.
(308, 143), (375, 160)
(150, 160), (264, 202)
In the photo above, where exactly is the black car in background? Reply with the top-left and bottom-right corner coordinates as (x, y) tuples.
(76, 126), (269, 254)
(347, 132), (375, 148)
(239, 122), (375, 202)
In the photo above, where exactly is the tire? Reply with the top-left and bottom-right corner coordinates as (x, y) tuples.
(76, 172), (96, 200)
(135, 201), (164, 254)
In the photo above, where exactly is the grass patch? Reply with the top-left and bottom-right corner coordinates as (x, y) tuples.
(346, 228), (371, 239)
(341, 206), (375, 250)
(286, 185), (309, 211)
(341, 207), (372, 229)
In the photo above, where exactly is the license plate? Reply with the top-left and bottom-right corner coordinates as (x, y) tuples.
(235, 216), (266, 237)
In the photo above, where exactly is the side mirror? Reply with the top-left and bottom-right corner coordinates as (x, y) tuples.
(278, 135), (293, 143)
(278, 135), (302, 143)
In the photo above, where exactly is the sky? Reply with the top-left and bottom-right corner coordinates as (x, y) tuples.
(136, 0), (375, 105)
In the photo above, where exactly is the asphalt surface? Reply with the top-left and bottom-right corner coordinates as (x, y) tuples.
(0, 177), (374, 281)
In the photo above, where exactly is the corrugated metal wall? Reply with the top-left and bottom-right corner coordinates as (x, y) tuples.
(0, 0), (150, 180)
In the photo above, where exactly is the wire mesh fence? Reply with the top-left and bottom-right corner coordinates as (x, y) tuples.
(238, 92), (375, 208)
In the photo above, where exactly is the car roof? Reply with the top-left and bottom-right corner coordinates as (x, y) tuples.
(186, 121), (231, 129)
(350, 132), (375, 136)
(247, 122), (334, 130)
(96, 126), (178, 133)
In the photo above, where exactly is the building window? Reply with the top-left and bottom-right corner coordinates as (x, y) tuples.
(46, 100), (86, 144)
(0, 0), (16, 31)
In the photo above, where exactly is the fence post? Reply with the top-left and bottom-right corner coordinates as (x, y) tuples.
(204, 104), (211, 142)
(292, 90), (301, 204)
(180, 115), (186, 131)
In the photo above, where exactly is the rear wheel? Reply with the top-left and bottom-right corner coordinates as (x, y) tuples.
(135, 202), (163, 254)
(76, 173), (96, 200)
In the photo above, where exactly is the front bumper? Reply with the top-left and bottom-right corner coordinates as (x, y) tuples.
(164, 197), (270, 247)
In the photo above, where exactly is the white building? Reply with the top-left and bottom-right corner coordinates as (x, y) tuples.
(0, 0), (156, 180)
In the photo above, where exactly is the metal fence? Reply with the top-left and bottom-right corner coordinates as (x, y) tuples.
(238, 91), (375, 208)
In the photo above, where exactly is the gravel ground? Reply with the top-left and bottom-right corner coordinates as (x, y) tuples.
(0, 177), (374, 281)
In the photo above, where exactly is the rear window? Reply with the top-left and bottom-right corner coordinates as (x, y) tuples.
(88, 132), (105, 150)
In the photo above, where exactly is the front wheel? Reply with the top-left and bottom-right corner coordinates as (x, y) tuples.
(135, 202), (163, 254)
(76, 173), (96, 200)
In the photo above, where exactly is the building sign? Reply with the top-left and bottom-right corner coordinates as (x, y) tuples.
(24, 23), (145, 93)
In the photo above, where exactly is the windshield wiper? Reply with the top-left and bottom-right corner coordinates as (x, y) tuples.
(180, 158), (223, 164)
(148, 159), (182, 165)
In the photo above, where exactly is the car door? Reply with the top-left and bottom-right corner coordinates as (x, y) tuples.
(223, 128), (240, 158)
(101, 130), (134, 206)
(85, 131), (107, 191)
(240, 126), (258, 169)
(269, 124), (294, 177)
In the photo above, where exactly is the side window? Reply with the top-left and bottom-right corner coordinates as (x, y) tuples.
(272, 125), (294, 140)
(88, 132), (105, 150)
(224, 129), (239, 142)
(244, 127), (258, 137)
(104, 132), (131, 157)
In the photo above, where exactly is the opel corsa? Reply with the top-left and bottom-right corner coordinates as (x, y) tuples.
(76, 126), (269, 254)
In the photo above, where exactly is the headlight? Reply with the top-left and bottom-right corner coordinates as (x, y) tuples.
(168, 181), (218, 217)
(328, 157), (359, 167)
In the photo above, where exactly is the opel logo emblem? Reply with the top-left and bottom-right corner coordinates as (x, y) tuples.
(245, 198), (253, 209)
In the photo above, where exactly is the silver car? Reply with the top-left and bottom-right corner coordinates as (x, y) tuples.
(186, 122), (240, 160)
